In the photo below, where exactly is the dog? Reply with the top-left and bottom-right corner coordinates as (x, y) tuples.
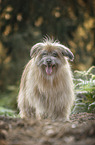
(17, 38), (75, 121)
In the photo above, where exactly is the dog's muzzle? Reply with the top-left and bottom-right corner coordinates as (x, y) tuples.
(45, 58), (56, 75)
(37, 57), (57, 75)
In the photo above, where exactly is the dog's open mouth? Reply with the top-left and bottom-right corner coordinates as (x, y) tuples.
(45, 65), (55, 75)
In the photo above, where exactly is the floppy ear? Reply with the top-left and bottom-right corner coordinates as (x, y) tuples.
(58, 44), (74, 61)
(30, 43), (44, 57)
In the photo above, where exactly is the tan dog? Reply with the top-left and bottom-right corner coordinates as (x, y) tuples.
(17, 39), (75, 121)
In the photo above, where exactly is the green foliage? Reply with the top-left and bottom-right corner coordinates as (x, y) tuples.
(0, 107), (19, 117)
(0, 85), (20, 117)
(73, 66), (95, 114)
(0, 85), (18, 109)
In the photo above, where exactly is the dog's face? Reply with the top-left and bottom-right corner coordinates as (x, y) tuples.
(30, 40), (74, 77)
(37, 48), (62, 76)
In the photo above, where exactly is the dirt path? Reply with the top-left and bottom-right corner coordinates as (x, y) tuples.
(0, 113), (95, 145)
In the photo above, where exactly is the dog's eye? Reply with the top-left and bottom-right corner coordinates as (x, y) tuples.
(42, 52), (48, 56)
(52, 52), (58, 57)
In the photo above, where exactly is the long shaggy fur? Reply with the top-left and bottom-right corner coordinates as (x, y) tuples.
(17, 39), (75, 121)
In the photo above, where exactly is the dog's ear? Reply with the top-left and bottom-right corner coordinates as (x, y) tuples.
(30, 43), (43, 57)
(58, 44), (74, 61)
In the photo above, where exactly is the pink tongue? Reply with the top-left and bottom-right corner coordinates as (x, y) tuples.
(46, 66), (52, 75)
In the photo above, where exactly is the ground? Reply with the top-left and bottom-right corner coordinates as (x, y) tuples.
(0, 113), (95, 145)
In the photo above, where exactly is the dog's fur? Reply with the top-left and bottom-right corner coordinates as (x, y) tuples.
(17, 39), (75, 121)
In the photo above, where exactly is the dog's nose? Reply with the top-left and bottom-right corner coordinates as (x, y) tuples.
(46, 59), (52, 64)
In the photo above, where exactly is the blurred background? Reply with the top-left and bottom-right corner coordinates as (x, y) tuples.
(0, 0), (95, 114)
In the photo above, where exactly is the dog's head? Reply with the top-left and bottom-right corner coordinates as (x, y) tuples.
(30, 39), (74, 76)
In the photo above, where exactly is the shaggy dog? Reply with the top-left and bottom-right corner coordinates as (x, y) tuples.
(18, 38), (75, 121)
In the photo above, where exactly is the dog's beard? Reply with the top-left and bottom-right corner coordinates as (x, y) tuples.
(37, 56), (61, 76)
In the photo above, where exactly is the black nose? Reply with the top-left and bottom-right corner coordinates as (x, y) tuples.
(46, 59), (52, 64)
